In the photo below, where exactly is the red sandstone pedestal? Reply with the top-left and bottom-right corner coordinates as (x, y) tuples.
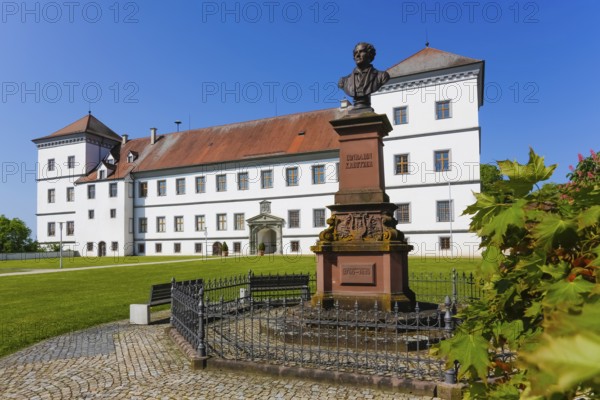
(311, 112), (415, 311)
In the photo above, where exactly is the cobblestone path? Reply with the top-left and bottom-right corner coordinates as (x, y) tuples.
(0, 313), (437, 399)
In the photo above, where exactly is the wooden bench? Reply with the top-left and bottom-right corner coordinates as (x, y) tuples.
(248, 274), (310, 302)
(130, 282), (173, 325)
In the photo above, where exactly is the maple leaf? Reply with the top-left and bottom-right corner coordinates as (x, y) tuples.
(439, 331), (490, 380)
(497, 148), (556, 197)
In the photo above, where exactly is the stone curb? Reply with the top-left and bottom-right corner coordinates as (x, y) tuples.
(167, 324), (463, 399)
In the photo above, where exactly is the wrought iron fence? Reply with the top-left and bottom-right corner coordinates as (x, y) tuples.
(170, 269), (483, 382)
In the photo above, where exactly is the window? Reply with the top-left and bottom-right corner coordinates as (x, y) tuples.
(47, 189), (55, 203)
(139, 182), (148, 198)
(286, 167), (299, 186)
(129, 218), (133, 233)
(174, 216), (184, 232)
(436, 100), (451, 119)
(86, 242), (94, 251)
(290, 241), (300, 252)
(216, 174), (227, 192)
(195, 215), (206, 231)
(87, 185), (95, 199)
(261, 170), (273, 189)
(110, 209), (116, 218)
(217, 213), (227, 231)
(98, 170), (105, 180)
(47, 222), (55, 236)
(139, 217), (147, 233)
(396, 203), (410, 223)
(176, 178), (186, 195)
(313, 209), (326, 227)
(440, 236), (451, 250)
(288, 210), (300, 228)
(157, 180), (166, 196)
(88, 210), (94, 219)
(234, 213), (245, 230)
(109, 183), (117, 197)
(67, 155), (75, 169)
(435, 150), (450, 172)
(155, 243), (162, 253)
(138, 243), (145, 254)
(174, 243), (181, 253)
(393, 106), (408, 125)
(394, 154), (409, 175)
(66, 221), (74, 236)
(195, 243), (203, 253)
(48, 159), (55, 171)
(111, 241), (118, 251)
(312, 165), (325, 184)
(233, 242), (241, 253)
(157, 216), (166, 232)
(196, 176), (206, 193)
(436, 200), (454, 222)
(237, 172), (249, 190)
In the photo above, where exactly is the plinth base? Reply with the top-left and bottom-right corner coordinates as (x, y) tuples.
(311, 241), (416, 312)
(311, 292), (415, 312)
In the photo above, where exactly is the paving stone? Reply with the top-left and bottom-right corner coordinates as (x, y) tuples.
(0, 311), (439, 399)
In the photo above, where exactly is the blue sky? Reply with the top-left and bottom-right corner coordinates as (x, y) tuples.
(1, 0), (598, 233)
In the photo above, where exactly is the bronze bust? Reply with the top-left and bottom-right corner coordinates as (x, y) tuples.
(338, 42), (390, 112)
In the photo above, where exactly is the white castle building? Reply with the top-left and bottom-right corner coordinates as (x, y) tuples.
(33, 47), (484, 258)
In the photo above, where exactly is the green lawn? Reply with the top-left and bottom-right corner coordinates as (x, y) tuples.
(0, 255), (478, 358)
(0, 255), (209, 272)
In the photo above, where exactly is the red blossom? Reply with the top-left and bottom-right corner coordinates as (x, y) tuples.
(578, 153), (584, 162)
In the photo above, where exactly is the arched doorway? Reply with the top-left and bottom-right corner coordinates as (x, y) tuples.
(98, 241), (106, 257)
(212, 242), (222, 256)
(257, 228), (277, 254)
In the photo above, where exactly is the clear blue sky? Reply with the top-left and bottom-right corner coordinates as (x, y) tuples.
(1, 1), (598, 234)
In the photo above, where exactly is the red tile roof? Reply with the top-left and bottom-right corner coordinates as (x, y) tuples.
(387, 47), (482, 78)
(33, 114), (122, 142)
(77, 108), (343, 183)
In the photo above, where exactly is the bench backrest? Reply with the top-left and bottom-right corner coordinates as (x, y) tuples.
(149, 282), (173, 305)
(249, 274), (309, 288)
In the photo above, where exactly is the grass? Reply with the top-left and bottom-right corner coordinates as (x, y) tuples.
(0, 255), (208, 272)
(0, 255), (479, 358)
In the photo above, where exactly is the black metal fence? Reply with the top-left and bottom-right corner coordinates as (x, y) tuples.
(171, 270), (483, 382)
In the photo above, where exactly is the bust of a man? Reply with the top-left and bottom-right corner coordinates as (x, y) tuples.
(338, 42), (390, 112)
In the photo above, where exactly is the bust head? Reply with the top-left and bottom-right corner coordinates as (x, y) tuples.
(353, 42), (376, 69)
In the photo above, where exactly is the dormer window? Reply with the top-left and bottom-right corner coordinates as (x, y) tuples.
(98, 170), (105, 180)
(127, 151), (138, 163)
(106, 154), (115, 163)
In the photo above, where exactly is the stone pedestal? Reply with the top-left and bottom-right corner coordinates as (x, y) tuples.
(311, 112), (415, 311)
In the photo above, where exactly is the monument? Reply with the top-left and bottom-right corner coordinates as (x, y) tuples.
(311, 42), (415, 311)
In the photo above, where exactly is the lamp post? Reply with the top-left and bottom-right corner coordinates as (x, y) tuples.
(204, 228), (208, 260)
(59, 222), (64, 269)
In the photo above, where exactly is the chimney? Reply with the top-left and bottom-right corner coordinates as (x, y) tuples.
(150, 128), (157, 145)
(122, 134), (128, 145)
(340, 99), (351, 109)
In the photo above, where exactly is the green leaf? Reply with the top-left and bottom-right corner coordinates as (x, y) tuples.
(543, 276), (594, 309)
(497, 148), (556, 197)
(577, 205), (600, 230)
(488, 382), (521, 400)
(531, 213), (577, 252)
(520, 332), (600, 396)
(480, 199), (527, 246)
(439, 332), (491, 380)
(492, 320), (524, 349)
